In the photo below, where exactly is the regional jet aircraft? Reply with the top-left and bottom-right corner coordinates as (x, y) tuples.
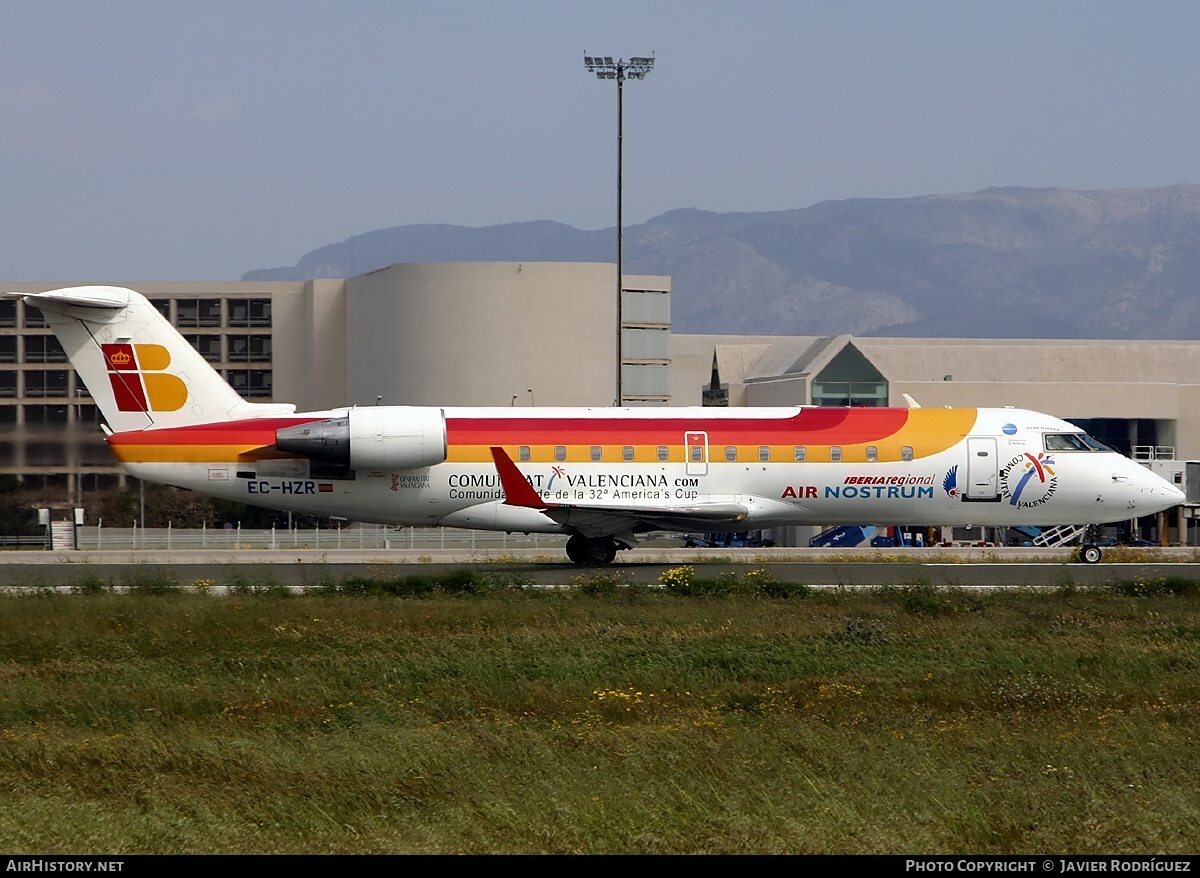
(6, 286), (1184, 564)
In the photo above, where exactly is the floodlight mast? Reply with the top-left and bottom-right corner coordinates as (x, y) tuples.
(584, 53), (654, 406)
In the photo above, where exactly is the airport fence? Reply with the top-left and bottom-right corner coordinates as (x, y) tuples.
(68, 524), (568, 552)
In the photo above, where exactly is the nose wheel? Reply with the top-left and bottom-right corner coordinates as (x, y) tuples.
(1077, 525), (1103, 564)
(566, 534), (618, 566)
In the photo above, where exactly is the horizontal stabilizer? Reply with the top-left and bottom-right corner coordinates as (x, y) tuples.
(4, 287), (129, 310)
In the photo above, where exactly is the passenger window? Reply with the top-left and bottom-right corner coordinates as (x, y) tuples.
(830, 446), (842, 462)
(657, 445), (669, 461)
(758, 446), (770, 462)
(622, 445), (634, 461)
(866, 445), (878, 462)
(901, 446), (913, 462)
(794, 446), (806, 462)
(519, 446), (530, 462)
(590, 446), (602, 461)
(725, 446), (737, 462)
(691, 446), (704, 462)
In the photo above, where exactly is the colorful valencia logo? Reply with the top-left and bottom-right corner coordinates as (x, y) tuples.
(1000, 452), (1058, 508)
(101, 343), (188, 412)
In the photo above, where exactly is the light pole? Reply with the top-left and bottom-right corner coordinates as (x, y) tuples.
(584, 53), (654, 406)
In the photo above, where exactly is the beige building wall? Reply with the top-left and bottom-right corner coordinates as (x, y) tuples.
(345, 262), (623, 407)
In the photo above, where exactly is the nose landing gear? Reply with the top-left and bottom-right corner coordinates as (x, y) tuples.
(1077, 525), (1103, 564)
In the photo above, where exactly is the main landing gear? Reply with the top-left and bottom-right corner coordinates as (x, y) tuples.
(1077, 525), (1103, 564)
(566, 534), (618, 567)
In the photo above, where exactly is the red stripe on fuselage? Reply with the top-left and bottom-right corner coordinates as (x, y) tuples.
(446, 408), (907, 446)
(106, 417), (323, 449)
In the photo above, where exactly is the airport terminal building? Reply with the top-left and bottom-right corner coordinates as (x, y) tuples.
(3, 261), (1198, 510)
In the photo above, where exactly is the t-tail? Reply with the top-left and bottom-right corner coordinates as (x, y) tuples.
(2, 286), (295, 433)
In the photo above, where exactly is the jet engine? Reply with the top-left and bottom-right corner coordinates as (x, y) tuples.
(275, 406), (447, 471)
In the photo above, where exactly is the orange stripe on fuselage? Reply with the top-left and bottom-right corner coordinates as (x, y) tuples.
(444, 408), (896, 446)
(445, 408), (977, 464)
(106, 416), (320, 464)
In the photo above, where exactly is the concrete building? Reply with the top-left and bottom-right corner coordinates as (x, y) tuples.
(4, 262), (1200, 511)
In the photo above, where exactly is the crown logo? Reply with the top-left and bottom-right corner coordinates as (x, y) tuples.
(108, 351), (132, 366)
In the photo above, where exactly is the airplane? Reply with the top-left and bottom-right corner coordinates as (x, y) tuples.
(5, 285), (1186, 565)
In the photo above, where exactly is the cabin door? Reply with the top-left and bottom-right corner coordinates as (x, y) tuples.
(685, 431), (709, 477)
(965, 437), (1000, 500)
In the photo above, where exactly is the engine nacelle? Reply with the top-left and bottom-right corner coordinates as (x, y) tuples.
(275, 406), (447, 471)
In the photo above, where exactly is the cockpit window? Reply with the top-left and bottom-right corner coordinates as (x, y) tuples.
(1044, 433), (1110, 452)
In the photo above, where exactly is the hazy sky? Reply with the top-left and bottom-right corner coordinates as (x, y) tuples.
(3, 1), (1199, 280)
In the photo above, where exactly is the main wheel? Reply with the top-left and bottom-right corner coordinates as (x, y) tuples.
(565, 535), (617, 566)
(566, 534), (587, 565)
(1079, 544), (1103, 564)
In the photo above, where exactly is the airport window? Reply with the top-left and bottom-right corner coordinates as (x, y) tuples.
(26, 442), (67, 467)
(519, 446), (530, 462)
(622, 445), (634, 462)
(554, 445), (566, 462)
(0, 405), (14, 424)
(590, 446), (602, 461)
(0, 338), (15, 363)
(0, 300), (15, 327)
(80, 474), (121, 492)
(227, 369), (272, 398)
(185, 335), (222, 363)
(758, 446), (770, 462)
(80, 442), (116, 466)
(811, 345), (888, 407)
(228, 298), (272, 327)
(657, 445), (669, 461)
(22, 305), (45, 328)
(76, 404), (101, 425)
(830, 446), (842, 462)
(176, 299), (221, 327)
(901, 446), (914, 462)
(25, 371), (69, 398)
(0, 373), (15, 397)
(866, 445), (878, 462)
(26, 474), (68, 491)
(794, 446), (806, 462)
(24, 404), (69, 424)
(22, 335), (66, 363)
(229, 335), (272, 362)
(690, 445), (704, 463)
(149, 299), (171, 319)
(725, 446), (737, 462)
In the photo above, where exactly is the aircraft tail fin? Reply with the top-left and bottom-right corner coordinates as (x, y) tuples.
(3, 286), (295, 433)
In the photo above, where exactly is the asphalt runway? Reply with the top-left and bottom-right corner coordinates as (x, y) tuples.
(0, 547), (1196, 588)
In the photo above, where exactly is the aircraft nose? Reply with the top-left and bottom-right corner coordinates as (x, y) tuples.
(1128, 464), (1185, 514)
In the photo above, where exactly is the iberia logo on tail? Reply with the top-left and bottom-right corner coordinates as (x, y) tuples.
(101, 343), (188, 412)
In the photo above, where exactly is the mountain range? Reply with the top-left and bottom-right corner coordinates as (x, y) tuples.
(243, 184), (1200, 339)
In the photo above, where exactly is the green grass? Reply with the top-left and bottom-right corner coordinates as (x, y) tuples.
(0, 578), (1198, 853)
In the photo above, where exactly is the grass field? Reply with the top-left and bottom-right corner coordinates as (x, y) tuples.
(0, 569), (1197, 854)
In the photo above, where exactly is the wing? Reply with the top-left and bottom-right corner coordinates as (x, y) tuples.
(488, 447), (800, 539)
